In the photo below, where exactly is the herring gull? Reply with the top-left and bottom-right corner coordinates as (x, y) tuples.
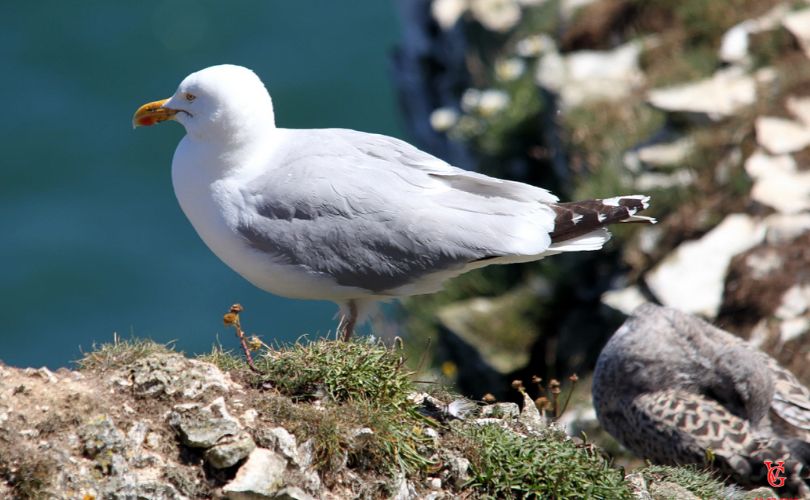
(132, 64), (654, 339)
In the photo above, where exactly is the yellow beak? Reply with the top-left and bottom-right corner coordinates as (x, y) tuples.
(132, 98), (177, 128)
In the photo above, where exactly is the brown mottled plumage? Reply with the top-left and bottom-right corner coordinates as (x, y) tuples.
(593, 304), (810, 495)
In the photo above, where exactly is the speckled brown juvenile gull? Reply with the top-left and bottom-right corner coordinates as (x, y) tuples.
(593, 303), (810, 495)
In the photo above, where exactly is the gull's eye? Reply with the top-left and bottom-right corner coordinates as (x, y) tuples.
(184, 93), (196, 102)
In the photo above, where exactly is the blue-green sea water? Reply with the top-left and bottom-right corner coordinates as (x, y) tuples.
(0, 1), (402, 368)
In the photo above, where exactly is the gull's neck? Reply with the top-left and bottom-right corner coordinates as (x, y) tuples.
(190, 122), (274, 152)
(176, 92), (278, 179)
(177, 121), (279, 180)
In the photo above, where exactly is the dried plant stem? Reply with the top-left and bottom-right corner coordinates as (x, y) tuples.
(559, 374), (579, 417)
(223, 304), (263, 373)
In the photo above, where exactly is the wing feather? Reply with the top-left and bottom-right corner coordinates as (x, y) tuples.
(234, 128), (556, 294)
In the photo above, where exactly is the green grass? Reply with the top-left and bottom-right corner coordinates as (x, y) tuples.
(252, 338), (437, 475)
(565, 98), (666, 242)
(343, 399), (436, 474)
(254, 338), (415, 404)
(76, 334), (176, 372)
(203, 338), (437, 477)
(565, 99), (664, 193)
(202, 338), (416, 403)
(639, 464), (728, 499)
(196, 344), (247, 372)
(456, 423), (632, 499)
(72, 336), (753, 497)
(255, 396), (350, 472)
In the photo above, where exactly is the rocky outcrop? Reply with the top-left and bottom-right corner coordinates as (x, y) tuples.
(3, 343), (776, 499)
(0, 353), (343, 499)
(0, 346), (621, 499)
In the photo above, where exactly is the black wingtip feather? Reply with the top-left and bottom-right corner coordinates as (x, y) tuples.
(549, 195), (654, 243)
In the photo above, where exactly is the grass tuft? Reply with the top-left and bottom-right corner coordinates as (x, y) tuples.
(196, 344), (245, 372)
(256, 396), (350, 473)
(206, 338), (436, 477)
(76, 334), (175, 372)
(344, 399), (436, 474)
(456, 423), (632, 499)
(639, 464), (727, 499)
(252, 339), (437, 475)
(253, 337), (414, 404)
(259, 395), (435, 477)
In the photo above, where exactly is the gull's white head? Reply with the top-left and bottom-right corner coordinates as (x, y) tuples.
(133, 64), (275, 143)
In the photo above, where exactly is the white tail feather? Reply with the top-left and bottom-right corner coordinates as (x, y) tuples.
(548, 228), (611, 252)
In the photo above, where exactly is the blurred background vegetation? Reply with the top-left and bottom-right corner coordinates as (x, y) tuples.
(393, 0), (810, 406)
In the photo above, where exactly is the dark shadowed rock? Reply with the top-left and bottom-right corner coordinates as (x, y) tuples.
(719, 231), (810, 384)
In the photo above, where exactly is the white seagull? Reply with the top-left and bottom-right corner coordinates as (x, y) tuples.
(133, 64), (654, 340)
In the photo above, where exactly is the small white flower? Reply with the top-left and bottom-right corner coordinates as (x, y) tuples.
(429, 107), (460, 132)
(515, 34), (553, 57)
(470, 0), (521, 33)
(495, 58), (526, 81)
(478, 89), (510, 116)
(461, 88), (510, 116)
(460, 88), (483, 113)
(432, 0), (469, 30)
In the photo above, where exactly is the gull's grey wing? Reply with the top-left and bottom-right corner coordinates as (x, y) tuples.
(317, 128), (559, 203)
(234, 128), (556, 294)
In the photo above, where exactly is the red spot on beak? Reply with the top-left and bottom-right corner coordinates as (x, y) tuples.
(132, 98), (175, 128)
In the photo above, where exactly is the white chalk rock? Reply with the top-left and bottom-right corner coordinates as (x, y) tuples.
(601, 286), (648, 316)
(635, 170), (696, 191)
(536, 40), (644, 107)
(470, 0), (521, 33)
(636, 137), (695, 167)
(745, 148), (810, 214)
(764, 213), (810, 243)
(432, 0), (468, 30)
(647, 67), (756, 120)
(719, 4), (791, 63)
(223, 448), (288, 499)
(755, 116), (810, 154)
(744, 149), (797, 179)
(720, 21), (755, 63)
(751, 169), (810, 214)
(646, 214), (766, 317)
